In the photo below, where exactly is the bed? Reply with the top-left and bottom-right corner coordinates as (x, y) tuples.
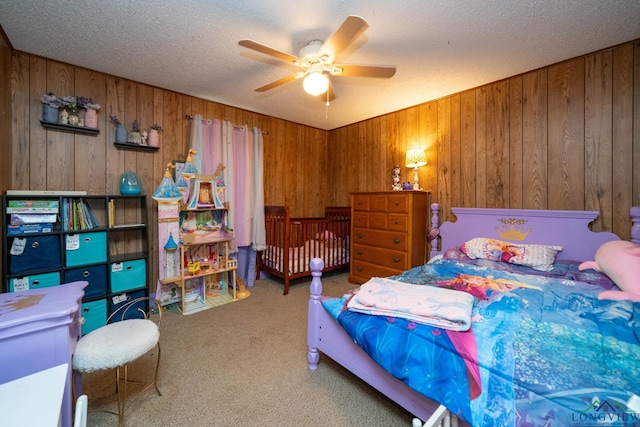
(258, 206), (350, 295)
(307, 203), (640, 426)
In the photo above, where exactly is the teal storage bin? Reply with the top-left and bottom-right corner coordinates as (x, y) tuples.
(8, 271), (61, 292)
(110, 259), (146, 293)
(81, 299), (107, 336)
(65, 231), (107, 267)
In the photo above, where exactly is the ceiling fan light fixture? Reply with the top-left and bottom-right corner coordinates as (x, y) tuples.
(303, 71), (329, 96)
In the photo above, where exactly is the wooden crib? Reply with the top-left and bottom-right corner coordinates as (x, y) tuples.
(258, 206), (351, 295)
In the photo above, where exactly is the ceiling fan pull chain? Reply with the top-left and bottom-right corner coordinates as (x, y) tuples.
(325, 91), (330, 119)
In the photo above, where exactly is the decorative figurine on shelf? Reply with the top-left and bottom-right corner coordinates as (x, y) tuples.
(141, 130), (148, 146)
(392, 165), (402, 191)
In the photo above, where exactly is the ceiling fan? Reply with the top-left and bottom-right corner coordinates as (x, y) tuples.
(238, 15), (396, 101)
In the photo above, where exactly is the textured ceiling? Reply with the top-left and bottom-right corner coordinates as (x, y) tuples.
(1, 0), (639, 130)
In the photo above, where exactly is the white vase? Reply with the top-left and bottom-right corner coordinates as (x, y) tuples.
(68, 114), (79, 126)
(60, 109), (69, 124)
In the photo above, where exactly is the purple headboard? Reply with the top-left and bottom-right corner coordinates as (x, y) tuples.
(429, 203), (621, 262)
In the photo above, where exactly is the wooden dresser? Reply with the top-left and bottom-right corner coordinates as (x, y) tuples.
(349, 191), (430, 284)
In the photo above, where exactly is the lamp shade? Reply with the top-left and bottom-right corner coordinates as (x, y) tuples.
(406, 148), (427, 168)
(303, 71), (329, 96)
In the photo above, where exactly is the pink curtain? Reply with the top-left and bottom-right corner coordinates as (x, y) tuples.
(188, 115), (266, 285)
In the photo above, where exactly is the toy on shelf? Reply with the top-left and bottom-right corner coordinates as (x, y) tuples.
(184, 175), (225, 210)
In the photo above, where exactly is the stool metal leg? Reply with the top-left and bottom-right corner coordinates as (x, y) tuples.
(115, 365), (127, 427)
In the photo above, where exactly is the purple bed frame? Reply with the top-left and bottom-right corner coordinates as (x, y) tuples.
(307, 203), (640, 424)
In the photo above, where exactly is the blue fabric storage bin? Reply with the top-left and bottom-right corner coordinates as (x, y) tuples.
(65, 231), (107, 267)
(64, 264), (107, 299)
(8, 235), (61, 274)
(81, 298), (107, 335)
(7, 271), (61, 292)
(110, 259), (146, 293)
(109, 289), (146, 320)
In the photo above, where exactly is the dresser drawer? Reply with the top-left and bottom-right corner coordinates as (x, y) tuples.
(387, 213), (408, 231)
(352, 212), (369, 228)
(350, 260), (402, 284)
(352, 195), (370, 211)
(352, 244), (407, 269)
(387, 194), (409, 213)
(367, 195), (388, 211)
(368, 212), (387, 230)
(352, 228), (408, 252)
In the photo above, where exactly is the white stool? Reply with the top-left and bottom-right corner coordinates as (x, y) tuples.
(73, 297), (162, 427)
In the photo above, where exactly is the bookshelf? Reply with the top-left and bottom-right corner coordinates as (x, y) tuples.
(2, 193), (150, 335)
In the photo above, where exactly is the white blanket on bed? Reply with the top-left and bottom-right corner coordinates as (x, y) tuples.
(347, 277), (475, 331)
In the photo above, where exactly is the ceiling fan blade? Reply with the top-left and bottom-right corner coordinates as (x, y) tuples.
(255, 74), (299, 92)
(239, 39), (301, 64)
(319, 15), (369, 61)
(333, 64), (396, 78)
(314, 81), (335, 102)
(326, 83), (336, 102)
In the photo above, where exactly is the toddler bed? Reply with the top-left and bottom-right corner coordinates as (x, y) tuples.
(307, 203), (640, 426)
(259, 206), (350, 295)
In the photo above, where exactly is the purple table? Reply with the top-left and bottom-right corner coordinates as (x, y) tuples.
(0, 281), (87, 427)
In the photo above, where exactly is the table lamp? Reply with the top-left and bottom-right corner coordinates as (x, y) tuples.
(406, 148), (427, 190)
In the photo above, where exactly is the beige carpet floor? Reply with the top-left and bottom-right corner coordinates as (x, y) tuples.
(81, 270), (414, 426)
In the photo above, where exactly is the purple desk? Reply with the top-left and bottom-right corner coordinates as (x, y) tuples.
(0, 281), (87, 427)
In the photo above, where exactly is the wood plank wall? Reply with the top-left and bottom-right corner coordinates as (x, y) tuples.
(327, 39), (640, 241)
(2, 39), (639, 291)
(3, 51), (328, 292)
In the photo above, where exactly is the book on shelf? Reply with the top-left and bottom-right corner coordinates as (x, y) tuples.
(9, 213), (58, 225)
(63, 198), (99, 231)
(7, 223), (54, 235)
(6, 200), (59, 214)
(5, 190), (87, 196)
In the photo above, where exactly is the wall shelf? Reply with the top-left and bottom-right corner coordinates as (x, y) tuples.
(40, 120), (100, 135)
(113, 142), (159, 152)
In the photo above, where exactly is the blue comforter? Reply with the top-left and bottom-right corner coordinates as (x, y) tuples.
(322, 258), (640, 426)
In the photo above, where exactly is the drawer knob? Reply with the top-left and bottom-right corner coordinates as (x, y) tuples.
(356, 232), (364, 239)
(394, 219), (399, 224)
(392, 238), (400, 244)
(356, 266), (363, 272)
(392, 257), (401, 263)
(356, 250), (363, 255)
(394, 201), (400, 206)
